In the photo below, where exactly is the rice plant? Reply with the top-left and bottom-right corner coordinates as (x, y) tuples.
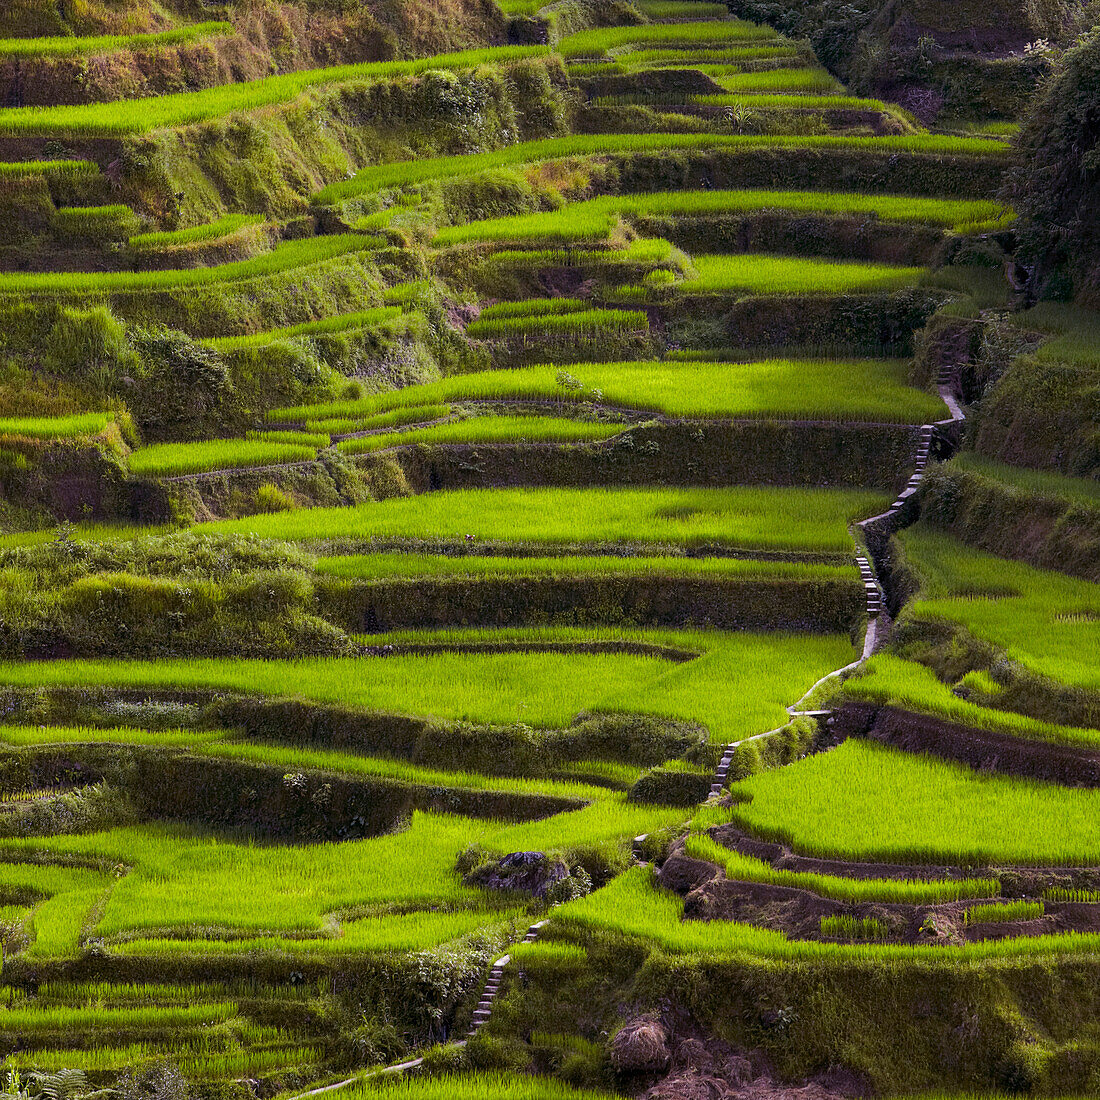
(0, 234), (378, 297)
(335, 415), (624, 454)
(964, 901), (1044, 925)
(314, 132), (1008, 204)
(0, 412), (112, 439)
(0, 160), (98, 179)
(0, 22), (234, 58)
(844, 655), (1100, 748)
(246, 429), (331, 448)
(634, 0), (729, 17)
(272, 358), (944, 424)
(478, 297), (589, 318)
(0, 627), (856, 745)
(1043, 888), (1100, 903)
(128, 439), (319, 477)
(0, 47), (549, 136)
(203, 305), (405, 352)
(313, 551), (857, 581)
(946, 450), (1100, 508)
(305, 404), (452, 435)
(348, 1073), (619, 1099)
(727, 738), (1100, 866)
(115, 907), (528, 956)
(433, 190), (1004, 247)
(891, 525), (1100, 693)
(553, 866), (1100, 961)
(465, 308), (648, 339)
(682, 254), (925, 295)
(185, 485), (889, 553)
(128, 214), (266, 251)
(557, 21), (779, 59)
(685, 834), (1000, 903)
(820, 915), (889, 940)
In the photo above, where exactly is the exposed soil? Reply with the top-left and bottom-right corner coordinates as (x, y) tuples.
(618, 1013), (870, 1100)
(656, 829), (1100, 947)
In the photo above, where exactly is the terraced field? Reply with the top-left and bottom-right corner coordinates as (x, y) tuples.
(2, 0), (1100, 1096)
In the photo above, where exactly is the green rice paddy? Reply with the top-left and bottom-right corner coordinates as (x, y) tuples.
(729, 738), (1100, 865)
(334, 415), (625, 454)
(0, 47), (549, 136)
(0, 22), (234, 58)
(0, 627), (855, 743)
(314, 132), (1008, 204)
(128, 438), (320, 477)
(433, 190), (1005, 247)
(898, 525), (1100, 691)
(186, 486), (890, 553)
(682, 254), (925, 295)
(276, 358), (946, 424)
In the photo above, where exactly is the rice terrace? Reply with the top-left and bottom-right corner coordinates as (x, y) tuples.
(0, 0), (1099, 1096)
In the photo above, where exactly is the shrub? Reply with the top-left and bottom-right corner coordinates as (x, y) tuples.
(254, 484), (297, 513)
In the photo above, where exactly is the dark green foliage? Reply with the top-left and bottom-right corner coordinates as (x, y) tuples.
(919, 463), (1100, 582)
(627, 765), (711, 806)
(128, 328), (232, 443)
(1004, 30), (1100, 302)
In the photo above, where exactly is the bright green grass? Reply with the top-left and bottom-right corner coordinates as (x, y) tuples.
(2, 814), (480, 937)
(128, 213), (266, 250)
(335, 415), (624, 454)
(198, 741), (608, 801)
(0, 159), (98, 178)
(305, 404), (451, 434)
(688, 92), (892, 110)
(0, 22), (233, 58)
(0, 411), (112, 438)
(479, 297), (588, 318)
(0, 1002), (236, 1031)
(0, 723), (223, 750)
(128, 439), (318, 477)
(683, 253), (924, 294)
(558, 21), (777, 58)
(846, 655), (1100, 747)
(113, 907), (527, 956)
(635, 0), (729, 16)
(965, 901), (1044, 924)
(278, 358), (944, 425)
(314, 133), (1008, 204)
(898, 524), (1100, 691)
(11, 1043), (321, 1076)
(466, 308), (647, 339)
(3, 806), (692, 944)
(354, 625), (856, 745)
(0, 233), (377, 297)
(710, 68), (843, 93)
(0, 648), (673, 731)
(353, 1074), (618, 1099)
(947, 451), (1100, 509)
(186, 485), (888, 553)
(685, 833), (999, 903)
(729, 737), (1100, 865)
(433, 191), (1001, 247)
(203, 305), (405, 351)
(0, 721), (600, 803)
(314, 551), (857, 581)
(0, 47), (548, 136)
(1009, 301), (1100, 367)
(553, 866), (1100, 960)
(0, 627), (856, 745)
(247, 429), (331, 448)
